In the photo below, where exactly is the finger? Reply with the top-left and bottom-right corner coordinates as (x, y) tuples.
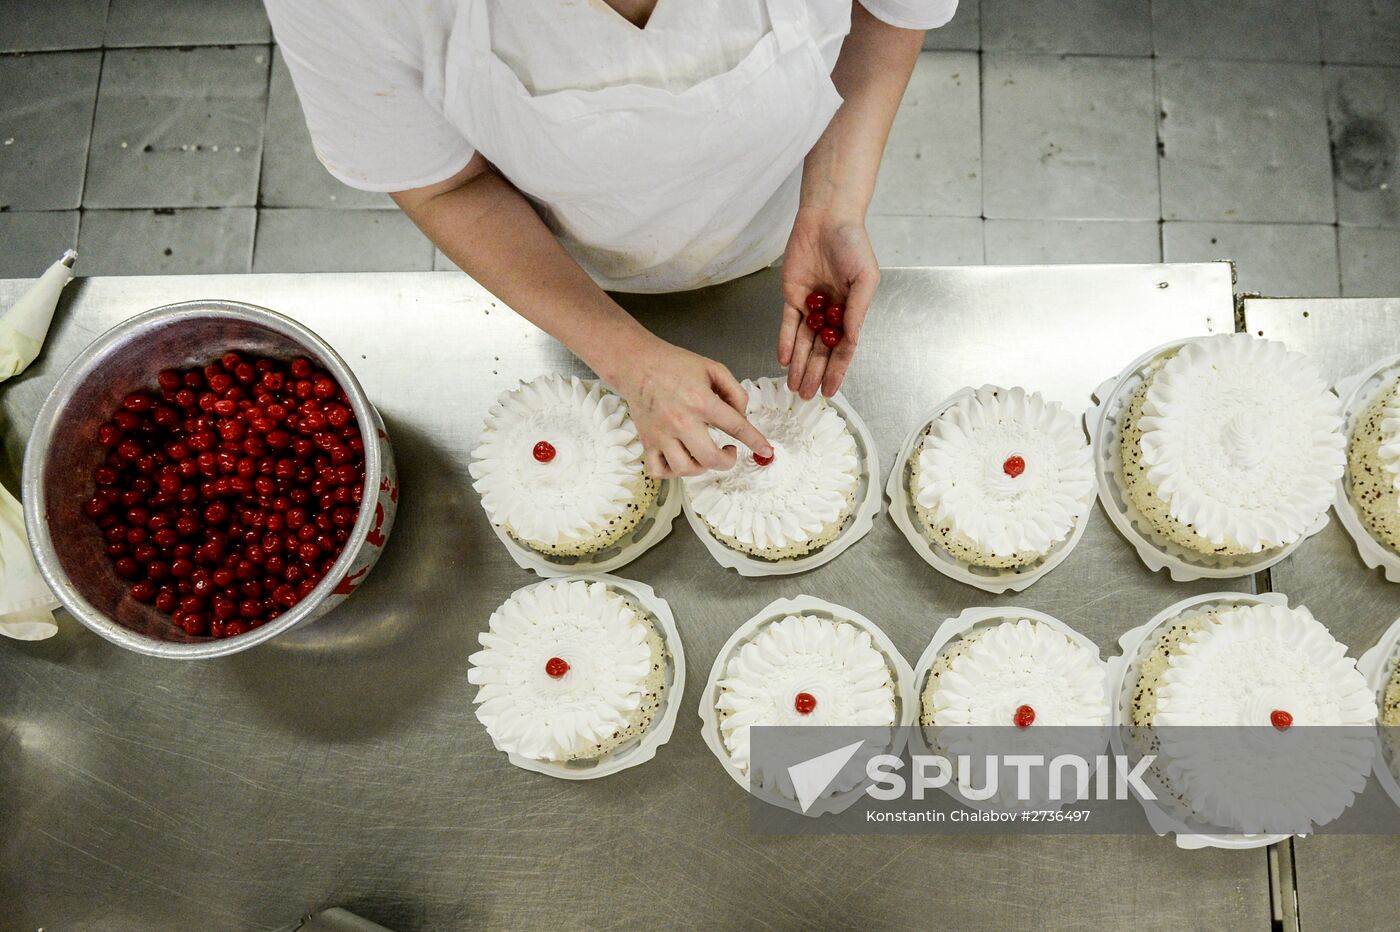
(841, 267), (879, 346)
(661, 441), (703, 478)
(705, 397), (771, 457)
(645, 448), (673, 480)
(777, 302), (803, 368)
(709, 363), (753, 419)
(822, 271), (878, 397)
(787, 323), (816, 393)
(799, 339), (831, 400)
(682, 427), (737, 471)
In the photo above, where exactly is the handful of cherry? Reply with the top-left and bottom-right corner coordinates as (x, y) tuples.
(803, 291), (846, 349)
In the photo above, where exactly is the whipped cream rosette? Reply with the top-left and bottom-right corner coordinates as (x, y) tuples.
(701, 597), (913, 814)
(468, 576), (681, 777)
(1121, 334), (1344, 556)
(1346, 373), (1400, 556)
(470, 375), (660, 561)
(911, 386), (1094, 569)
(683, 378), (874, 572)
(1126, 601), (1375, 837)
(916, 611), (1110, 810)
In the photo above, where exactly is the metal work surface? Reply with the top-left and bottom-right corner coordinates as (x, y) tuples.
(1243, 296), (1400, 932)
(0, 265), (1268, 930)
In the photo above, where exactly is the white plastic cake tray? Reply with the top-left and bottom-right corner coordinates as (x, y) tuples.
(1087, 337), (1327, 582)
(1332, 353), (1400, 584)
(479, 573), (686, 781)
(1354, 614), (1400, 812)
(698, 595), (915, 817)
(886, 385), (1093, 594)
(1106, 590), (1291, 850)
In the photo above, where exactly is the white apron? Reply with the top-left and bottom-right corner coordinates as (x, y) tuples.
(443, 0), (847, 293)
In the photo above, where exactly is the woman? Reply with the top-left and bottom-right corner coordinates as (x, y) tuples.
(265, 0), (957, 477)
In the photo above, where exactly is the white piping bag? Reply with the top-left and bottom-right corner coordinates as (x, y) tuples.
(0, 249), (76, 640)
(0, 249), (75, 380)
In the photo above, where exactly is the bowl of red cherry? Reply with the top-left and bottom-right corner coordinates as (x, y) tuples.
(22, 300), (398, 658)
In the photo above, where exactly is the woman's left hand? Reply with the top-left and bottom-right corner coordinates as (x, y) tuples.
(778, 204), (879, 400)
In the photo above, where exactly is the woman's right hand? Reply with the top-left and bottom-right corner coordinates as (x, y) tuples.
(609, 338), (772, 479)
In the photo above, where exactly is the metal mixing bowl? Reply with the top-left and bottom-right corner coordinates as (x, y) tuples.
(22, 300), (399, 659)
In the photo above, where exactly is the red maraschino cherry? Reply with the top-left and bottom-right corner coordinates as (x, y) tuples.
(794, 692), (817, 715)
(533, 441), (556, 463)
(1003, 455), (1026, 478)
(1270, 709), (1293, 731)
(545, 657), (570, 679)
(1013, 704), (1036, 728)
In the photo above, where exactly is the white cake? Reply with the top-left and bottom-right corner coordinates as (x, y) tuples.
(715, 614), (896, 777)
(1383, 660), (1400, 726)
(919, 618), (1109, 728)
(683, 378), (860, 560)
(468, 579), (667, 763)
(1347, 374), (1400, 553)
(1119, 335), (1345, 557)
(470, 375), (658, 557)
(910, 386), (1095, 569)
(1131, 603), (1376, 833)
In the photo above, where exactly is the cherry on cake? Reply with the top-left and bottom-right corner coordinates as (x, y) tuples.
(1347, 373), (1400, 554)
(470, 375), (658, 557)
(715, 614), (896, 776)
(1119, 334), (1345, 557)
(683, 378), (860, 561)
(910, 386), (1095, 569)
(468, 578), (668, 763)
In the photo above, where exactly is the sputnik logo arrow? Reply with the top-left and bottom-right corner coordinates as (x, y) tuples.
(788, 740), (866, 813)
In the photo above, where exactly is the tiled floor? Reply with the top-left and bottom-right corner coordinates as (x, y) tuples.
(0, 0), (1396, 299)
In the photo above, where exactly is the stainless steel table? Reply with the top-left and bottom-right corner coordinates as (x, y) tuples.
(1, 265), (1271, 930)
(1243, 296), (1400, 932)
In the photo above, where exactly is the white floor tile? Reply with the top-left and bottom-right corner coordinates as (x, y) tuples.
(0, 211), (80, 278)
(84, 47), (269, 208)
(1320, 0), (1400, 66)
(1163, 221), (1340, 296)
(984, 219), (1161, 264)
(260, 50), (392, 209)
(871, 52), (981, 218)
(1339, 226), (1400, 296)
(103, 0), (269, 46)
(867, 216), (984, 266)
(1152, 0), (1322, 62)
(1158, 60), (1335, 223)
(77, 208), (255, 275)
(982, 54), (1159, 220)
(0, 51), (101, 210)
(1328, 65), (1400, 228)
(982, 0), (1151, 55)
(253, 209), (434, 273)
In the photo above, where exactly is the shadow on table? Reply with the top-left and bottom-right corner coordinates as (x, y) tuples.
(220, 414), (482, 742)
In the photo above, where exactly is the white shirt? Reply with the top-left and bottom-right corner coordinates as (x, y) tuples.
(265, 0), (958, 290)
